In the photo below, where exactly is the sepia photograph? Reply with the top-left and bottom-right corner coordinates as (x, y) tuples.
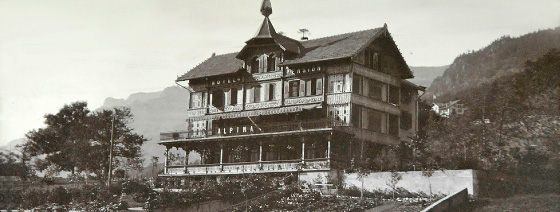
(1, 0), (559, 211)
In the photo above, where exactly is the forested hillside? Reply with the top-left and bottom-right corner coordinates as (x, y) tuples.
(425, 27), (560, 102)
(415, 49), (559, 179)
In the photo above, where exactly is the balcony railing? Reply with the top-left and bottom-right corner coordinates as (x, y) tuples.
(160, 119), (347, 141)
(327, 92), (351, 105)
(162, 159), (330, 176)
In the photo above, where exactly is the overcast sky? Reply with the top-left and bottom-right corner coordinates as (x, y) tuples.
(1, 0), (559, 147)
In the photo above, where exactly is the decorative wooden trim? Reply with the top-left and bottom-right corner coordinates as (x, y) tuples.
(250, 71), (283, 81)
(186, 108), (206, 117)
(326, 92), (351, 105)
(245, 100), (281, 110)
(284, 95), (324, 106)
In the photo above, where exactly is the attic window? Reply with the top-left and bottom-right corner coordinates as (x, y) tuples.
(251, 57), (259, 74)
(267, 54), (276, 72)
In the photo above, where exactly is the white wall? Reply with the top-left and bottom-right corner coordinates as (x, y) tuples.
(344, 169), (481, 197)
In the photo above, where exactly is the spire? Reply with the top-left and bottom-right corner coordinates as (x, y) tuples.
(261, 0), (272, 17)
(254, 17), (276, 38)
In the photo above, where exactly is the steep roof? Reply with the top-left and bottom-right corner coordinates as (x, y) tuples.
(177, 27), (408, 81)
(282, 28), (384, 65)
(176, 52), (243, 81)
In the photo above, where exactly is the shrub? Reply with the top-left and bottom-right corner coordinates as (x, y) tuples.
(48, 186), (72, 205)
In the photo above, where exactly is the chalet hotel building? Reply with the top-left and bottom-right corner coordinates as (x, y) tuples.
(159, 0), (423, 181)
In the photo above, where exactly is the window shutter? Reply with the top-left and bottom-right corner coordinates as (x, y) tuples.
(224, 89), (230, 106)
(328, 76), (334, 93)
(246, 87), (253, 103)
(306, 80), (312, 96)
(254, 86), (261, 102)
(316, 78), (323, 95)
(284, 81), (289, 98)
(345, 74), (351, 92)
(299, 80), (306, 97)
(269, 83), (275, 100)
(263, 84), (269, 101)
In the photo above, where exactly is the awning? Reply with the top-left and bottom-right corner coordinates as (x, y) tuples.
(187, 104), (322, 121)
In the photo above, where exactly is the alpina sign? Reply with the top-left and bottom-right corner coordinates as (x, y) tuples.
(217, 125), (258, 135)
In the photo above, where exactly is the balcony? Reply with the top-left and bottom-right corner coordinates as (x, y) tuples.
(162, 158), (330, 176)
(160, 119), (344, 142)
(186, 108), (206, 117)
(327, 92), (351, 105)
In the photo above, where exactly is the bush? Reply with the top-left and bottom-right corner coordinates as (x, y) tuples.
(48, 186), (72, 205)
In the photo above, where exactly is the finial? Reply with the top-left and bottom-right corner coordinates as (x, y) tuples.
(261, 0), (272, 17)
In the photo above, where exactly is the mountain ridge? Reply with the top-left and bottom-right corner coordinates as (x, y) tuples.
(424, 27), (560, 102)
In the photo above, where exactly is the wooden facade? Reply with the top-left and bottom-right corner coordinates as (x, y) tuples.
(159, 1), (422, 178)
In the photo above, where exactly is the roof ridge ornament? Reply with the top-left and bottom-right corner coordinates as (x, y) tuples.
(261, 0), (272, 17)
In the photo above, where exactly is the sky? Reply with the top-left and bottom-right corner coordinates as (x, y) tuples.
(1, 0), (559, 147)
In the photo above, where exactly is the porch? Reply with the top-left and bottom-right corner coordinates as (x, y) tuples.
(162, 158), (330, 176)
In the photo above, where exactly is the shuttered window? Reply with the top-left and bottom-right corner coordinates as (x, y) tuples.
(230, 88), (238, 105)
(316, 78), (323, 95)
(254, 85), (261, 102)
(269, 83), (275, 100)
(299, 80), (306, 97)
(246, 86), (253, 103)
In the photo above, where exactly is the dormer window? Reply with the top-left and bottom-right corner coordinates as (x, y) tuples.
(267, 54), (276, 72)
(251, 56), (259, 74)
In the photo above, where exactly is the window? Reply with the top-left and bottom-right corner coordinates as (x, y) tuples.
(267, 55), (275, 72)
(351, 104), (361, 127)
(366, 79), (384, 101)
(212, 89), (224, 107)
(367, 109), (383, 132)
(306, 79), (312, 96)
(400, 111), (412, 130)
(268, 83), (275, 100)
(299, 80), (306, 97)
(316, 78), (323, 95)
(289, 81), (299, 97)
(389, 114), (399, 136)
(251, 57), (259, 74)
(310, 79), (317, 95)
(328, 74), (344, 93)
(389, 85), (399, 105)
(336, 75), (344, 93)
(246, 86), (254, 103)
(230, 88), (238, 105)
(401, 86), (413, 104)
(254, 85), (261, 103)
(353, 75), (362, 95)
(190, 92), (203, 108)
(364, 48), (381, 70)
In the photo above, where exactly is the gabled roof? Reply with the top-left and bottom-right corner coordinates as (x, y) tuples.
(282, 28), (384, 65)
(176, 52), (243, 81)
(177, 26), (411, 81)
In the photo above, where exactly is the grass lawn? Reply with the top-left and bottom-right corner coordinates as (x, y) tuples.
(461, 193), (560, 212)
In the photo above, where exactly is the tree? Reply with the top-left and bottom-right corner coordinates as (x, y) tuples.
(298, 28), (309, 39)
(24, 102), (146, 182)
(355, 166), (371, 200)
(25, 102), (90, 174)
(0, 151), (33, 180)
(386, 170), (402, 199)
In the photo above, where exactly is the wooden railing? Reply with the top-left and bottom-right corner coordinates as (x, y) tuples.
(327, 92), (351, 104)
(162, 159), (330, 176)
(160, 119), (346, 141)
